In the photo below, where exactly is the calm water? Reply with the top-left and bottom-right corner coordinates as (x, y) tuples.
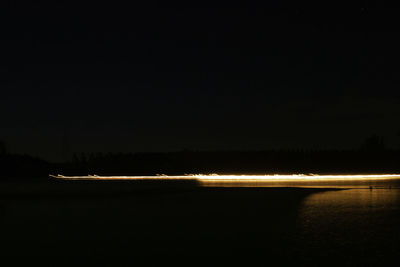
(296, 188), (400, 265)
(1, 178), (400, 266)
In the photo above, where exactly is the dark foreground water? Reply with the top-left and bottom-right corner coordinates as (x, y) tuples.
(296, 188), (400, 266)
(0, 180), (399, 266)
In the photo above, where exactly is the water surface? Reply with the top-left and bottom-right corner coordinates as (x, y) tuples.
(296, 188), (400, 265)
(1, 176), (400, 266)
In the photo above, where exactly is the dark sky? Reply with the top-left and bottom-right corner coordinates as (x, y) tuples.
(1, 1), (400, 161)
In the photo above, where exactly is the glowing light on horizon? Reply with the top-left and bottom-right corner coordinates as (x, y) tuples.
(49, 174), (400, 188)
(51, 174), (400, 182)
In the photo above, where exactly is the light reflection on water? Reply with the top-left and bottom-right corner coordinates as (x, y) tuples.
(199, 179), (400, 188)
(202, 179), (400, 189)
(195, 174), (400, 188)
(297, 188), (400, 263)
(3, 175), (400, 265)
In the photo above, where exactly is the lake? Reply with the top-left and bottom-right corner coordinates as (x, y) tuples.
(296, 188), (400, 265)
(0, 176), (399, 266)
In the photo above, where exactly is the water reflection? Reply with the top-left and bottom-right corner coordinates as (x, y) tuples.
(200, 180), (400, 188)
(297, 189), (400, 265)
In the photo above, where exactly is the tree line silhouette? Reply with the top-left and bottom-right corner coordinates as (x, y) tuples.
(0, 135), (399, 181)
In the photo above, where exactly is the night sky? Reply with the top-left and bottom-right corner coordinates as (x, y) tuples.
(1, 1), (399, 161)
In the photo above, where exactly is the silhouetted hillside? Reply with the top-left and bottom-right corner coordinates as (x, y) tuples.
(0, 154), (50, 180)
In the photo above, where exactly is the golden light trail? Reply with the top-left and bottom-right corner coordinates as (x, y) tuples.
(50, 174), (400, 188)
(51, 174), (400, 180)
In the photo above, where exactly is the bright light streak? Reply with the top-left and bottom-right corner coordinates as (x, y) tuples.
(50, 174), (400, 181)
(49, 174), (400, 188)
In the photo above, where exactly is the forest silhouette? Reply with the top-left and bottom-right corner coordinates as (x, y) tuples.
(0, 135), (399, 180)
